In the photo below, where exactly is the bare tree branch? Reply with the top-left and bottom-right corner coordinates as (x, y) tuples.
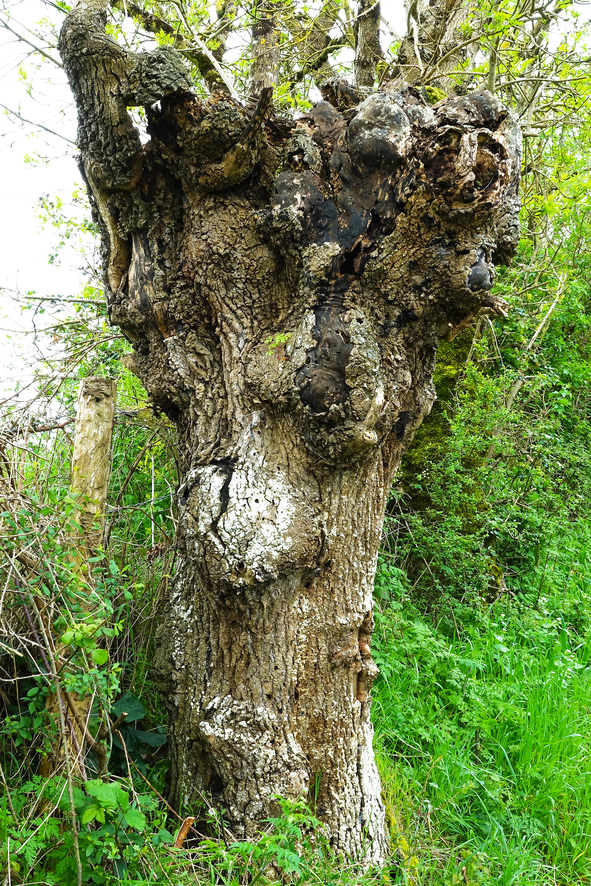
(355, 0), (383, 87)
(0, 15), (63, 68)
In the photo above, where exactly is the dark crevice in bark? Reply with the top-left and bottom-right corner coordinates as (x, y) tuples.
(396, 309), (420, 330)
(208, 769), (226, 796)
(211, 460), (235, 527)
(393, 411), (411, 441)
(152, 398), (181, 423)
(296, 295), (353, 415)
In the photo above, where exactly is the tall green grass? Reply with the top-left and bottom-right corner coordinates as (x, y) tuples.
(373, 525), (591, 884)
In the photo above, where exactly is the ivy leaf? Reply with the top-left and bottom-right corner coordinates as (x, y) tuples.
(132, 728), (167, 748)
(111, 692), (145, 722)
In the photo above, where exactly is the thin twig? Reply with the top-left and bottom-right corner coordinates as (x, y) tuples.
(485, 273), (566, 460)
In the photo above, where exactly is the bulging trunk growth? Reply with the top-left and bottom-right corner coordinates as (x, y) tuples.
(59, 0), (521, 863)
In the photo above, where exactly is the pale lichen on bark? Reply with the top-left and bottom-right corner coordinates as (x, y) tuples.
(59, 0), (521, 864)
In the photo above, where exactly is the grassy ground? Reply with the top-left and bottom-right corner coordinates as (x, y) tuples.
(373, 523), (591, 885)
(4, 544), (590, 886)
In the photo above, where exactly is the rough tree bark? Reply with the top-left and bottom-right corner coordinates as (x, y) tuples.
(391, 0), (474, 92)
(354, 0), (384, 88)
(59, 0), (521, 863)
(249, 0), (281, 102)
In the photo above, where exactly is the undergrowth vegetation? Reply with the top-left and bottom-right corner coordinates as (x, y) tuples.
(3, 230), (591, 884)
(374, 535), (591, 884)
(371, 230), (591, 884)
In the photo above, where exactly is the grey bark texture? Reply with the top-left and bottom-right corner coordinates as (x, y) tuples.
(249, 0), (281, 102)
(354, 0), (384, 88)
(59, 0), (521, 863)
(391, 0), (473, 92)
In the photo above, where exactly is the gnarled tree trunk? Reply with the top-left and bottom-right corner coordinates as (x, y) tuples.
(59, 0), (520, 863)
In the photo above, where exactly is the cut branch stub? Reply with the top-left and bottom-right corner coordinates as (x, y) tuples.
(59, 5), (521, 862)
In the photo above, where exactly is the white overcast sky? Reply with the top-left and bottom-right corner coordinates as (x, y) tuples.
(0, 0), (82, 394)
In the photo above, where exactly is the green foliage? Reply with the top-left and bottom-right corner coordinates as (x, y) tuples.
(371, 155), (591, 883)
(0, 784), (387, 885)
(36, 190), (98, 266)
(266, 331), (292, 360)
(107, 692), (167, 777)
(373, 529), (591, 884)
(1, 494), (124, 710)
(391, 238), (591, 610)
(195, 798), (375, 885)
(0, 774), (174, 884)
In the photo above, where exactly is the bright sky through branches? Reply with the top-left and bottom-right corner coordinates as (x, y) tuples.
(0, 0), (406, 391)
(1, 0), (586, 393)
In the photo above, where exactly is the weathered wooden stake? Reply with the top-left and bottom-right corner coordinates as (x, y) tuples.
(71, 377), (117, 555)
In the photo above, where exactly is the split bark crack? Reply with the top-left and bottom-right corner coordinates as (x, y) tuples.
(59, 1), (521, 864)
